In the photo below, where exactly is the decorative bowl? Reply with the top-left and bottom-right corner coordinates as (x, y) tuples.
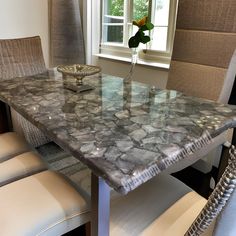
(57, 64), (101, 86)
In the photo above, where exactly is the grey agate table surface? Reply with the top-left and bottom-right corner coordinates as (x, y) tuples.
(0, 69), (236, 194)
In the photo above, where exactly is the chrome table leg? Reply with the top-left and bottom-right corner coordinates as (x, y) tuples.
(91, 173), (110, 236)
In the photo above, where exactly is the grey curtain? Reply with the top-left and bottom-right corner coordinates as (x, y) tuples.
(49, 0), (85, 66)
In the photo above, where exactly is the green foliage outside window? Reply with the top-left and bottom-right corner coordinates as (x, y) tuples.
(108, 0), (164, 18)
(109, 0), (149, 19)
(133, 0), (149, 20)
(108, 0), (124, 16)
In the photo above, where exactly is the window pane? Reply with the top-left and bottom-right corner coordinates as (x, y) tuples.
(151, 26), (168, 51)
(154, 0), (170, 26)
(100, 0), (177, 56)
(133, 0), (149, 20)
(103, 25), (123, 43)
(105, 0), (124, 16)
(102, 0), (124, 44)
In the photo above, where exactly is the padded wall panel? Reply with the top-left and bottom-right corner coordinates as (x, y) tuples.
(176, 0), (236, 33)
(172, 30), (236, 68)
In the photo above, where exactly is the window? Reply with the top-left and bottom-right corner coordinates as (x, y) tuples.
(100, 0), (178, 65)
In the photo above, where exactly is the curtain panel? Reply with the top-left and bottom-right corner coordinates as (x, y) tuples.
(49, 0), (85, 66)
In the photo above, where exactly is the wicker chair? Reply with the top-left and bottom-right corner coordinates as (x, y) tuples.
(165, 0), (236, 174)
(109, 146), (236, 236)
(0, 36), (50, 147)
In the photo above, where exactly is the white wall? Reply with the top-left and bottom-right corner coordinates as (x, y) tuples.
(98, 58), (169, 88)
(0, 0), (49, 66)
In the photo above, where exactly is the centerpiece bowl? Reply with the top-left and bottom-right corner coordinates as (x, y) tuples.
(57, 64), (101, 92)
(57, 64), (101, 85)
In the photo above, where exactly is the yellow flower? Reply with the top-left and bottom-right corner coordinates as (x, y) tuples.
(133, 16), (148, 28)
(129, 16), (154, 48)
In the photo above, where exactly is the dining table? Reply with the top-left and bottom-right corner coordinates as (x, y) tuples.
(0, 68), (236, 236)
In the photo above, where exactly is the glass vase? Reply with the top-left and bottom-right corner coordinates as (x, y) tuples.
(125, 48), (138, 82)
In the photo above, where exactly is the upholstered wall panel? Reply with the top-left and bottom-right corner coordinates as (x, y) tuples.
(172, 30), (236, 68)
(167, 61), (226, 101)
(176, 0), (236, 33)
(49, 0), (85, 66)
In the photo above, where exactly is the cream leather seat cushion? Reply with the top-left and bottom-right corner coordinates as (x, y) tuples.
(140, 192), (214, 236)
(110, 174), (214, 236)
(0, 151), (46, 186)
(0, 132), (29, 162)
(0, 170), (90, 236)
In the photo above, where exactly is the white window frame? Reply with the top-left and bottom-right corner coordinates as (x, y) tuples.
(101, 0), (132, 48)
(84, 0), (178, 67)
(140, 0), (178, 63)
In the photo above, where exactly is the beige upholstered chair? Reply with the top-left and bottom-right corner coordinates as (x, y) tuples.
(163, 49), (236, 175)
(0, 132), (46, 186)
(0, 170), (90, 235)
(0, 132), (29, 162)
(0, 36), (50, 147)
(110, 146), (236, 236)
(165, 0), (236, 173)
(167, 0), (236, 100)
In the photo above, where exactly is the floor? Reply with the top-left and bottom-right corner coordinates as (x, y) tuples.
(64, 164), (218, 235)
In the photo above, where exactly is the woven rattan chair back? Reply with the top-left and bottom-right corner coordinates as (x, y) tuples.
(0, 36), (50, 147)
(185, 146), (236, 236)
(0, 36), (46, 79)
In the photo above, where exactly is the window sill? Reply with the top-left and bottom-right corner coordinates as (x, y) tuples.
(95, 53), (170, 70)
